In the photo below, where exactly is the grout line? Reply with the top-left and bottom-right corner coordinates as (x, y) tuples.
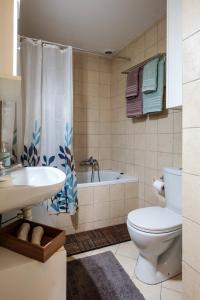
(183, 28), (200, 41)
(183, 260), (200, 275)
(160, 284), (163, 300)
(183, 76), (200, 86)
(183, 215), (200, 227)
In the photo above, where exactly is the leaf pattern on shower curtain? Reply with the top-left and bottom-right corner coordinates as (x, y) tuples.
(20, 39), (77, 215)
(21, 121), (41, 166)
(21, 122), (78, 214)
(51, 124), (78, 214)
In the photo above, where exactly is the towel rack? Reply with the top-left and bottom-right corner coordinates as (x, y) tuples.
(121, 53), (166, 74)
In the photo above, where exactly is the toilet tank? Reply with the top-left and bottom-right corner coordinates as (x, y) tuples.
(163, 168), (182, 214)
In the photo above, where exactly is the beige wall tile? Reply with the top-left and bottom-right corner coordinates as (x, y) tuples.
(145, 116), (157, 133)
(158, 113), (173, 133)
(125, 182), (138, 199)
(183, 262), (200, 300)
(183, 128), (200, 176)
(158, 134), (173, 153)
(56, 214), (76, 229)
(74, 17), (182, 230)
(173, 111), (182, 133)
(134, 150), (145, 166)
(125, 198), (138, 215)
(173, 154), (182, 169)
(94, 185), (110, 203)
(110, 183), (125, 201)
(183, 31), (200, 83)
(182, 0), (200, 39)
(183, 173), (200, 224)
(110, 199), (125, 218)
(78, 187), (93, 206)
(76, 222), (94, 233)
(183, 79), (200, 128)
(158, 152), (173, 170)
(183, 217), (200, 273)
(94, 220), (111, 229)
(76, 205), (94, 225)
(145, 151), (157, 169)
(94, 201), (110, 221)
(135, 134), (146, 150)
(173, 133), (182, 154)
(146, 134), (157, 151)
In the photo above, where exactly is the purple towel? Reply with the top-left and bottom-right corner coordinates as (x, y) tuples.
(126, 68), (143, 118)
(125, 68), (139, 98)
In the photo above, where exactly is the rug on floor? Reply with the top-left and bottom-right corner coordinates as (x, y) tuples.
(65, 223), (131, 256)
(67, 251), (145, 300)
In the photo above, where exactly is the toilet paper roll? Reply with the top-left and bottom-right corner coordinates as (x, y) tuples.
(153, 180), (164, 194)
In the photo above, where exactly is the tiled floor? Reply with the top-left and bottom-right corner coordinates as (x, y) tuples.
(67, 241), (183, 300)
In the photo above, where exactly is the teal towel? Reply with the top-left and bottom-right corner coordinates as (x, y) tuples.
(143, 58), (165, 114)
(142, 57), (159, 93)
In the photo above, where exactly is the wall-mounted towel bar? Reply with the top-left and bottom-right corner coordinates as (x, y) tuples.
(121, 53), (166, 74)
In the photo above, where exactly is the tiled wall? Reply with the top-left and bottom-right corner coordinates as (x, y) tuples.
(182, 1), (200, 298)
(110, 18), (182, 208)
(54, 181), (138, 234)
(71, 17), (183, 234)
(73, 52), (112, 171)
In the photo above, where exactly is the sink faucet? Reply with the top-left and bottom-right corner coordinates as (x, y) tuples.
(0, 162), (5, 177)
(0, 162), (22, 177)
(0, 101), (12, 169)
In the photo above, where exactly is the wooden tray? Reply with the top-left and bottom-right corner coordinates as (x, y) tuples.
(0, 219), (65, 262)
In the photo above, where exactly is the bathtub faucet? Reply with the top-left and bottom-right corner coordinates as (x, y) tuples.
(80, 156), (98, 167)
(80, 156), (100, 182)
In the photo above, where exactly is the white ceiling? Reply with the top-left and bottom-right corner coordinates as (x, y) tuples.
(20, 0), (166, 54)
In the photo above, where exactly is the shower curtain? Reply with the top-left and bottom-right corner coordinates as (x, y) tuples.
(20, 38), (78, 215)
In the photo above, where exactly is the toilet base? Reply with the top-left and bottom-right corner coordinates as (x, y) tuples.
(135, 236), (182, 285)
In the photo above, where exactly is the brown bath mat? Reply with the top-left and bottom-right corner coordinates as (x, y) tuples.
(65, 223), (131, 256)
(67, 251), (145, 300)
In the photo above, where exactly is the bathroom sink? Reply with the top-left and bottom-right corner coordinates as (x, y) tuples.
(0, 167), (66, 214)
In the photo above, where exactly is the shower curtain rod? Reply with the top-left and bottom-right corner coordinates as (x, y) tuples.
(19, 35), (112, 57)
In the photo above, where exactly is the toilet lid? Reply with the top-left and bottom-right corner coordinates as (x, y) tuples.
(128, 207), (182, 234)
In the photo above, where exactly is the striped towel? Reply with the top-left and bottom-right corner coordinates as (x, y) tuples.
(126, 68), (143, 118)
(143, 58), (165, 114)
(126, 68), (139, 98)
(142, 57), (159, 93)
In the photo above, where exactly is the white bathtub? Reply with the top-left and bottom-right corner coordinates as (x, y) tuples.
(77, 170), (138, 187)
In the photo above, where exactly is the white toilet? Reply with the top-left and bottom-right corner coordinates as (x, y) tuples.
(127, 168), (182, 285)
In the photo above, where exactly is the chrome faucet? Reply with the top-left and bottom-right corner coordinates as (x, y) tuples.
(80, 156), (98, 166)
(80, 156), (100, 182)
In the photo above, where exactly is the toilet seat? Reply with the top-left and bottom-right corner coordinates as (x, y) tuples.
(128, 207), (182, 234)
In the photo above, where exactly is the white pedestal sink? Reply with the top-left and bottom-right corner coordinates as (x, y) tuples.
(0, 167), (66, 214)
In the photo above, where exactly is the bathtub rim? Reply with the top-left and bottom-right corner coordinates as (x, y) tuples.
(77, 172), (138, 188)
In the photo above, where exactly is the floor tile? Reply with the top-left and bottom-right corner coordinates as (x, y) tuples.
(132, 277), (161, 300)
(67, 242), (183, 300)
(162, 274), (182, 293)
(161, 287), (182, 300)
(115, 254), (136, 277)
(116, 241), (139, 260)
(91, 244), (119, 255)
(67, 250), (94, 261)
